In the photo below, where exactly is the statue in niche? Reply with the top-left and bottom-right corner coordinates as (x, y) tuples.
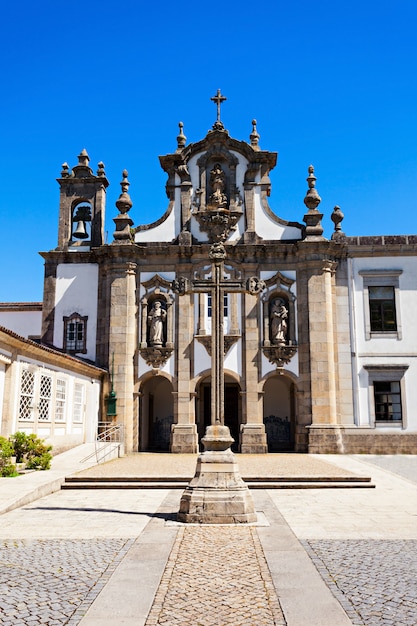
(208, 163), (228, 209)
(270, 299), (288, 345)
(148, 301), (167, 346)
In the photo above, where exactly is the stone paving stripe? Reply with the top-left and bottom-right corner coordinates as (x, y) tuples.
(145, 525), (286, 626)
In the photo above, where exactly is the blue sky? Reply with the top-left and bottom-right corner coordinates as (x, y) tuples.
(1, 0), (417, 301)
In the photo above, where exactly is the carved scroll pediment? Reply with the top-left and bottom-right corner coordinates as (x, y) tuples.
(141, 274), (173, 291)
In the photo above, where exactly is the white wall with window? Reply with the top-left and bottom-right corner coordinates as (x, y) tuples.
(53, 263), (99, 361)
(13, 358), (101, 450)
(349, 256), (417, 431)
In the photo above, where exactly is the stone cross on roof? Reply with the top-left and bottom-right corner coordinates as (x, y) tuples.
(211, 89), (227, 124)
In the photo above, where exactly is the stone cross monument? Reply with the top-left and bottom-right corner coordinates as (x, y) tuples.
(173, 242), (265, 523)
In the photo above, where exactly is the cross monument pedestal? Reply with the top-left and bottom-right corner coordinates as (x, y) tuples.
(173, 240), (265, 524)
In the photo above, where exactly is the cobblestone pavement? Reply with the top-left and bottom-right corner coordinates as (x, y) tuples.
(145, 526), (286, 626)
(302, 539), (417, 626)
(0, 538), (134, 626)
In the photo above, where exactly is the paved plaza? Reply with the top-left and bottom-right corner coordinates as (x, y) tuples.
(0, 449), (416, 625)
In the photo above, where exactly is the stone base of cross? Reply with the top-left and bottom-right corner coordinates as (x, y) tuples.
(173, 243), (265, 524)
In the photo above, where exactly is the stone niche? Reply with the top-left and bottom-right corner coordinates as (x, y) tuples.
(192, 145), (243, 242)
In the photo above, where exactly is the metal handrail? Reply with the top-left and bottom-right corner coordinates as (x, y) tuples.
(80, 422), (125, 464)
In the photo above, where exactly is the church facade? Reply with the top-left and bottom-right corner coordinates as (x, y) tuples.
(38, 95), (417, 454)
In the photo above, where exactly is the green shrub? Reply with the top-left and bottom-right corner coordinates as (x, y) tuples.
(9, 432), (53, 471)
(9, 431), (28, 463)
(0, 436), (17, 477)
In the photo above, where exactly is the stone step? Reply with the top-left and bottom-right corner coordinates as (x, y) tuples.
(62, 476), (374, 490)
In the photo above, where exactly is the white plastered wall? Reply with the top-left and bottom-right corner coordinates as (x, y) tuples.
(0, 311), (42, 338)
(349, 256), (417, 431)
(53, 264), (99, 361)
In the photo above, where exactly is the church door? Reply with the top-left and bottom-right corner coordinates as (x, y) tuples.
(263, 375), (296, 452)
(200, 382), (240, 451)
(139, 377), (173, 451)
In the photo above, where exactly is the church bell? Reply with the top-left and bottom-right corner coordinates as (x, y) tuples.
(72, 220), (89, 239)
(72, 204), (92, 240)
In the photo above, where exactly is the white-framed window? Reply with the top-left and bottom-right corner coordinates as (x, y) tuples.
(359, 270), (402, 340)
(364, 365), (408, 427)
(18, 369), (35, 421)
(38, 373), (53, 421)
(63, 313), (88, 354)
(73, 383), (85, 423)
(18, 364), (86, 429)
(55, 378), (67, 422)
(207, 293), (228, 318)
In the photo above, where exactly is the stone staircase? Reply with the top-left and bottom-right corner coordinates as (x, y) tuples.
(62, 474), (374, 490)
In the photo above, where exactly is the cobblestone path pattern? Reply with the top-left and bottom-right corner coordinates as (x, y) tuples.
(0, 538), (134, 626)
(304, 539), (417, 626)
(145, 526), (286, 626)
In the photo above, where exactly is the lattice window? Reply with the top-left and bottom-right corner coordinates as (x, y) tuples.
(38, 374), (52, 421)
(55, 378), (67, 422)
(73, 383), (85, 423)
(19, 369), (35, 421)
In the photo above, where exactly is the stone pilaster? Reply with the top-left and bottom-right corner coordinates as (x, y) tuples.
(240, 290), (267, 453)
(108, 260), (137, 453)
(40, 257), (57, 346)
(171, 288), (198, 453)
(306, 259), (338, 425)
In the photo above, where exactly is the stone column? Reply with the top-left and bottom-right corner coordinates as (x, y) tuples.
(240, 290), (267, 453)
(108, 260), (137, 453)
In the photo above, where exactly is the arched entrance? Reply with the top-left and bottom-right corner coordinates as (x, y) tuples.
(195, 374), (241, 451)
(139, 376), (174, 451)
(263, 374), (296, 451)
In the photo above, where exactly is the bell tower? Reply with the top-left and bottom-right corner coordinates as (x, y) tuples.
(56, 149), (109, 250)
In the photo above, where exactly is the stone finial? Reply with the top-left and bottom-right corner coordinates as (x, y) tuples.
(250, 119), (260, 150)
(303, 165), (321, 210)
(78, 149), (90, 167)
(303, 165), (324, 239)
(115, 170), (133, 214)
(113, 170), (134, 243)
(177, 122), (186, 150)
(331, 205), (346, 241)
(61, 162), (70, 178)
(97, 161), (106, 177)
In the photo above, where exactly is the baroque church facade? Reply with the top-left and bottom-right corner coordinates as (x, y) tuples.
(37, 93), (417, 455)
